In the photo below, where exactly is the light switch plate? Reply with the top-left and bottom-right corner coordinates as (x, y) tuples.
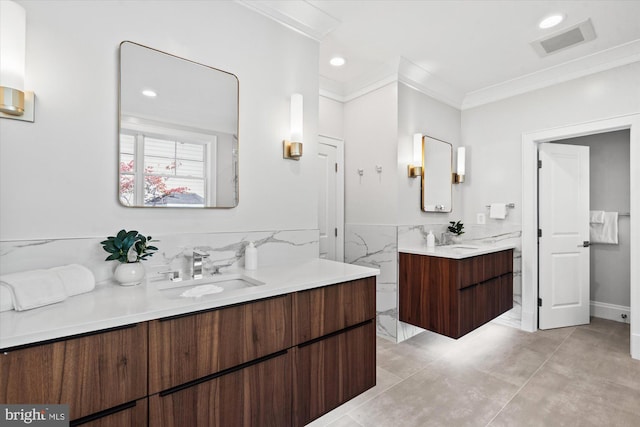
(477, 213), (486, 224)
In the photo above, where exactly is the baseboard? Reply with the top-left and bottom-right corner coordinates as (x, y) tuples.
(590, 301), (630, 324)
(632, 333), (640, 361)
(521, 309), (536, 332)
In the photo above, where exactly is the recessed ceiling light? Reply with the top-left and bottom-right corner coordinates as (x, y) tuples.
(142, 89), (157, 98)
(539, 14), (565, 29)
(329, 56), (346, 67)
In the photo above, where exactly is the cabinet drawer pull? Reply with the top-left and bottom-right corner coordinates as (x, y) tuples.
(298, 319), (373, 348)
(158, 349), (289, 397)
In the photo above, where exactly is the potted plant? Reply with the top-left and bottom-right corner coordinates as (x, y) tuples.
(101, 229), (157, 286)
(447, 220), (465, 243)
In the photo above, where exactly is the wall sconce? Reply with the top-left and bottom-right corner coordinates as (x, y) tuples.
(453, 146), (466, 183)
(0, 0), (34, 122)
(408, 133), (423, 178)
(283, 93), (303, 160)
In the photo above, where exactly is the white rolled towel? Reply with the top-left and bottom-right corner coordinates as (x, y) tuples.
(0, 269), (67, 311)
(51, 264), (96, 296)
(0, 285), (14, 312)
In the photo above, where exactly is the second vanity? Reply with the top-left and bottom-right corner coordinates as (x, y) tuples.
(0, 259), (378, 427)
(399, 243), (515, 339)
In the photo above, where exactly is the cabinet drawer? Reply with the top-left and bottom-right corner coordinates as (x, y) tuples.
(149, 294), (291, 394)
(293, 320), (376, 427)
(71, 399), (147, 427)
(0, 324), (147, 421)
(149, 351), (291, 427)
(293, 277), (375, 344)
(456, 249), (513, 289)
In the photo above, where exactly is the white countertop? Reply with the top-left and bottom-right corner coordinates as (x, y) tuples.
(399, 242), (516, 259)
(0, 259), (379, 349)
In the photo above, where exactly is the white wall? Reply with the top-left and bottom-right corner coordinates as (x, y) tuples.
(0, 1), (319, 240)
(344, 83), (398, 225)
(397, 83), (462, 225)
(563, 130), (631, 308)
(319, 95), (344, 140)
(461, 62), (640, 228)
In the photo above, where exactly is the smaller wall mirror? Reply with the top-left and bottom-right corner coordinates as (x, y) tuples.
(119, 41), (239, 208)
(422, 136), (452, 212)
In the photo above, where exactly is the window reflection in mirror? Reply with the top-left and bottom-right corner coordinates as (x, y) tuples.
(119, 41), (239, 208)
(421, 136), (452, 212)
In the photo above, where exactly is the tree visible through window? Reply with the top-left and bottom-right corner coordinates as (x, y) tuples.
(119, 133), (207, 207)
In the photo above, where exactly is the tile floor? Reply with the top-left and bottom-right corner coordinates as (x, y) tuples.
(307, 317), (640, 427)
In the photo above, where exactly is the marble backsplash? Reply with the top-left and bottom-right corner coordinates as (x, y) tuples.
(0, 230), (319, 284)
(347, 222), (523, 343)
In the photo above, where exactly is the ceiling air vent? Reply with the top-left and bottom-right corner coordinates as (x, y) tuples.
(531, 19), (596, 57)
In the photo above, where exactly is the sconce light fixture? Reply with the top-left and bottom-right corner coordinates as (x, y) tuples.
(408, 133), (423, 178)
(453, 146), (466, 183)
(283, 93), (303, 160)
(0, 0), (34, 122)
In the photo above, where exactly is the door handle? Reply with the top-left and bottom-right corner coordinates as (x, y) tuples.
(579, 241), (590, 248)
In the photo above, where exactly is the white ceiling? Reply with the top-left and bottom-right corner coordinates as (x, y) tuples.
(238, 0), (640, 109)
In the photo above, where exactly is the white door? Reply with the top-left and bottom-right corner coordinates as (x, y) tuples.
(538, 142), (590, 329)
(318, 141), (338, 260)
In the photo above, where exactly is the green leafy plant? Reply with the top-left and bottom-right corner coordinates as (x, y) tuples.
(447, 220), (465, 236)
(100, 229), (158, 263)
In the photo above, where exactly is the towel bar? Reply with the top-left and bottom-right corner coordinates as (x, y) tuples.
(485, 203), (515, 209)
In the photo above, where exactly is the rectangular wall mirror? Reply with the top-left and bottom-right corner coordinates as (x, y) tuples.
(421, 135), (452, 212)
(119, 41), (239, 208)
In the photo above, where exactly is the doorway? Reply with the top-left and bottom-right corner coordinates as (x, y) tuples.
(521, 113), (640, 360)
(317, 135), (345, 261)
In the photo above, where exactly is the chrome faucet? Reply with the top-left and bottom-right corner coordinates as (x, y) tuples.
(192, 249), (210, 280)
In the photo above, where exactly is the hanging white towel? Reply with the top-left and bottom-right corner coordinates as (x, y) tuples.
(51, 264), (96, 296)
(589, 210), (605, 224)
(590, 211), (618, 244)
(489, 203), (507, 219)
(0, 269), (67, 311)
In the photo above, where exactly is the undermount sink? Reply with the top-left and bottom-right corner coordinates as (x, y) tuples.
(157, 273), (265, 298)
(448, 244), (481, 250)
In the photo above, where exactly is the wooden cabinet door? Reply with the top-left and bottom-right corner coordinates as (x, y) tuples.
(149, 294), (291, 394)
(293, 277), (375, 344)
(149, 351), (291, 427)
(71, 399), (147, 427)
(293, 320), (376, 427)
(0, 324), (147, 421)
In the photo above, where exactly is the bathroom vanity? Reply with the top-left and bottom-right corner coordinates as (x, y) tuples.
(0, 259), (377, 426)
(399, 244), (514, 339)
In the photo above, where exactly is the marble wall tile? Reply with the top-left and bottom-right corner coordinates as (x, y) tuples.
(0, 229), (319, 284)
(345, 224), (398, 341)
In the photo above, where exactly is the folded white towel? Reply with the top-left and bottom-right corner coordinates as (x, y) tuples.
(590, 210), (605, 224)
(180, 284), (224, 298)
(0, 285), (14, 312)
(590, 211), (618, 244)
(0, 269), (67, 311)
(51, 264), (95, 296)
(489, 203), (507, 220)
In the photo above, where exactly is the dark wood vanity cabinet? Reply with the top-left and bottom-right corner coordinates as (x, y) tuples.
(292, 277), (377, 426)
(399, 250), (513, 338)
(0, 323), (148, 422)
(0, 276), (376, 427)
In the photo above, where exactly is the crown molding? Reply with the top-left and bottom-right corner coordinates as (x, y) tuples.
(234, 0), (339, 42)
(462, 39), (640, 110)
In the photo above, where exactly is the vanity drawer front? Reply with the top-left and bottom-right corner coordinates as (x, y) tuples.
(293, 320), (376, 426)
(148, 294), (291, 394)
(149, 351), (291, 427)
(483, 249), (513, 280)
(293, 277), (375, 344)
(456, 249), (513, 289)
(0, 323), (147, 421)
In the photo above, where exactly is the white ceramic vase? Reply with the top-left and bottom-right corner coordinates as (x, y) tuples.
(114, 262), (145, 286)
